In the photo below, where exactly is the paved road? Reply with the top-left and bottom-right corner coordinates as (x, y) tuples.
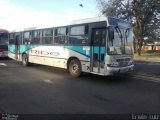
(0, 59), (160, 114)
(134, 61), (160, 75)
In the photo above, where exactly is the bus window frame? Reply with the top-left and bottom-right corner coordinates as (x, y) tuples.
(69, 25), (89, 46)
(41, 28), (53, 45)
(54, 27), (69, 45)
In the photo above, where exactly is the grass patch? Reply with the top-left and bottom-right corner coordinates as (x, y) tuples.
(134, 53), (160, 58)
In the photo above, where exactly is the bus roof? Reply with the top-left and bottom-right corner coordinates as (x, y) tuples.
(0, 29), (9, 34)
(10, 16), (130, 32)
(71, 16), (108, 25)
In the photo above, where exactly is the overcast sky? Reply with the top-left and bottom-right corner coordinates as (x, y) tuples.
(0, 0), (98, 31)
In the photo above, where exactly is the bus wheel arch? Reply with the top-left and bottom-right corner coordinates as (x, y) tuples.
(67, 57), (82, 77)
(22, 53), (29, 66)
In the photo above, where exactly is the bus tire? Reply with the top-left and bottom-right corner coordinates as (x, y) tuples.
(69, 59), (81, 77)
(22, 54), (29, 66)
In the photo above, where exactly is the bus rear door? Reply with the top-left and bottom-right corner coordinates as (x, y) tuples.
(15, 33), (21, 60)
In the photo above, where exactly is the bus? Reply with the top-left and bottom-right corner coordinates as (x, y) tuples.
(8, 16), (134, 77)
(0, 29), (9, 58)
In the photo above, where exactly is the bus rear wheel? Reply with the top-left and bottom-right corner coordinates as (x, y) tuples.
(22, 54), (29, 66)
(69, 59), (81, 77)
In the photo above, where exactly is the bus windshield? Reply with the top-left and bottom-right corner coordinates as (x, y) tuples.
(108, 26), (133, 55)
(0, 45), (8, 50)
(0, 34), (8, 44)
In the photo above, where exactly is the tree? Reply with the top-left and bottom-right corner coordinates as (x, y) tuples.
(97, 0), (133, 23)
(97, 0), (160, 55)
(132, 0), (160, 55)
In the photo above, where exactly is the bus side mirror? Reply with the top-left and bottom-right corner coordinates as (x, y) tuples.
(109, 29), (114, 41)
(125, 28), (130, 38)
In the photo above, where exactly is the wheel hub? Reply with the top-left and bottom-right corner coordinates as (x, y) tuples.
(72, 64), (79, 73)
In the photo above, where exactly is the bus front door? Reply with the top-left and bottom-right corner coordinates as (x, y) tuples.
(92, 28), (106, 74)
(15, 34), (21, 60)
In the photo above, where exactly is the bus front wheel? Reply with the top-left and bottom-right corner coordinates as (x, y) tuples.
(69, 59), (81, 77)
(22, 54), (29, 66)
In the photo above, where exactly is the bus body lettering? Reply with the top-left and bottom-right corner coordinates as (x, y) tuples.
(30, 49), (59, 56)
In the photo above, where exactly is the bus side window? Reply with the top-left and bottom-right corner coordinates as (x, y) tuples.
(9, 34), (15, 44)
(23, 32), (31, 44)
(93, 30), (100, 46)
(42, 29), (53, 45)
(15, 33), (22, 45)
(31, 30), (40, 44)
(69, 25), (89, 46)
(93, 29), (106, 46)
(15, 36), (19, 45)
(54, 27), (68, 45)
(102, 30), (106, 46)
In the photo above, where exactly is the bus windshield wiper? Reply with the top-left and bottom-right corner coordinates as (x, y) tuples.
(125, 28), (130, 43)
(115, 26), (123, 44)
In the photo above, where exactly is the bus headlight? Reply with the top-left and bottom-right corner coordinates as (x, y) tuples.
(128, 61), (133, 65)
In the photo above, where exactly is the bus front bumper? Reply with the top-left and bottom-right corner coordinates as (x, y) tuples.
(0, 53), (8, 58)
(106, 65), (134, 75)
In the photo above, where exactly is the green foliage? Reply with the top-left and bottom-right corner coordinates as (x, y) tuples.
(145, 38), (160, 44)
(97, 0), (160, 55)
(145, 50), (156, 54)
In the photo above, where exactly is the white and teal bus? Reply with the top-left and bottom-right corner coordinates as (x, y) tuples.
(8, 16), (134, 77)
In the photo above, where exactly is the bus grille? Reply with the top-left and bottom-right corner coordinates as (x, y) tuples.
(116, 58), (131, 67)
